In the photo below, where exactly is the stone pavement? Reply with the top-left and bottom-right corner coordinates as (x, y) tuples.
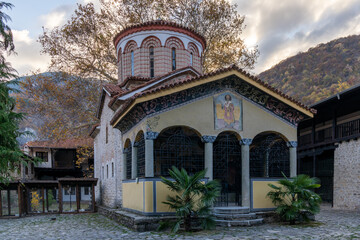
(0, 209), (360, 240)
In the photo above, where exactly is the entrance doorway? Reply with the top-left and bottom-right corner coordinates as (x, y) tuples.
(213, 132), (242, 206)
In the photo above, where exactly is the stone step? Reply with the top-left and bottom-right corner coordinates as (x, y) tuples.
(212, 207), (250, 214)
(215, 218), (264, 227)
(213, 212), (258, 220)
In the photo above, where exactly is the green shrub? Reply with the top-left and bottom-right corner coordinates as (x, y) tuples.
(267, 174), (322, 225)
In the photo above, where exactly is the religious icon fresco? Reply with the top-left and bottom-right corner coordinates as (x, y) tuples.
(214, 92), (242, 130)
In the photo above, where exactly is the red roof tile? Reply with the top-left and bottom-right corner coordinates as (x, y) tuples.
(113, 20), (206, 50)
(27, 138), (93, 149)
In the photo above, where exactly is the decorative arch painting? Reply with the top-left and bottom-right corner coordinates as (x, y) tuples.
(214, 92), (242, 131)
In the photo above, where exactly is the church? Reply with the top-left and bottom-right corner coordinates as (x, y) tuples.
(91, 20), (315, 215)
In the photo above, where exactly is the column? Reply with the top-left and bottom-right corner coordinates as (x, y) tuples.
(122, 150), (127, 180)
(201, 136), (217, 180)
(287, 141), (297, 177)
(131, 143), (138, 179)
(240, 138), (252, 208)
(145, 132), (159, 177)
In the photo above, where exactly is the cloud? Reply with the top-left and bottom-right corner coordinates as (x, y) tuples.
(234, 0), (360, 73)
(39, 5), (74, 30)
(8, 30), (50, 76)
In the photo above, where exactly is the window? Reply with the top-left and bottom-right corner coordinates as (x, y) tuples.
(64, 187), (75, 195)
(102, 166), (104, 179)
(172, 48), (176, 70)
(36, 152), (48, 162)
(106, 125), (108, 144)
(25, 165), (28, 175)
(106, 164), (109, 179)
(149, 47), (154, 78)
(190, 52), (193, 66)
(131, 50), (134, 76)
(31, 163), (34, 174)
(112, 162), (114, 177)
(84, 187), (90, 195)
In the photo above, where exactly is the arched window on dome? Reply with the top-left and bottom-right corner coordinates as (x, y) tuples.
(131, 50), (134, 76)
(149, 47), (154, 78)
(172, 48), (176, 71)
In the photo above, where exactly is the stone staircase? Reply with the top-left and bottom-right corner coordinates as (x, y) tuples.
(212, 207), (264, 227)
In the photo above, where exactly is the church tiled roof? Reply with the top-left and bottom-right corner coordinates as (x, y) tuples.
(109, 65), (316, 126)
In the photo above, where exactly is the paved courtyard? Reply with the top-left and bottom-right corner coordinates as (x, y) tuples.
(0, 209), (359, 240)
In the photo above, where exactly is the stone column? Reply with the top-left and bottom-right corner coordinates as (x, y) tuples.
(240, 138), (252, 208)
(287, 141), (298, 177)
(201, 135), (217, 180)
(122, 150), (127, 180)
(131, 143), (138, 179)
(145, 132), (159, 177)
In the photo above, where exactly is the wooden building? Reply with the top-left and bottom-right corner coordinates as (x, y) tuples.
(298, 83), (360, 209)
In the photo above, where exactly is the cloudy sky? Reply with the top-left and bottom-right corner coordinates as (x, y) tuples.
(5, 0), (360, 76)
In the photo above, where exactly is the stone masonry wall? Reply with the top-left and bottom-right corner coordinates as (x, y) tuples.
(333, 139), (360, 209)
(94, 95), (123, 208)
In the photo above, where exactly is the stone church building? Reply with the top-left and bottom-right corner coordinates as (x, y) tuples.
(91, 20), (315, 215)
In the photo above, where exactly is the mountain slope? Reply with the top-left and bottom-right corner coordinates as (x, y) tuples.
(258, 35), (360, 105)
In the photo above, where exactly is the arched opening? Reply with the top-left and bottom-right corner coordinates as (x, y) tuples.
(135, 131), (145, 177)
(154, 126), (204, 177)
(149, 47), (154, 78)
(250, 132), (289, 178)
(190, 52), (193, 66)
(123, 139), (132, 179)
(171, 48), (176, 70)
(130, 50), (134, 76)
(213, 131), (242, 206)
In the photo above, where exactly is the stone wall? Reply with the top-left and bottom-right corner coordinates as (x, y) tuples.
(94, 95), (123, 208)
(333, 139), (360, 209)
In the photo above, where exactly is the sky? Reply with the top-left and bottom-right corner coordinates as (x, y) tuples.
(5, 0), (360, 76)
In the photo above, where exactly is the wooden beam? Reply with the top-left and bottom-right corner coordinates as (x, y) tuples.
(7, 190), (10, 216)
(92, 184), (95, 212)
(0, 190), (2, 217)
(17, 184), (22, 217)
(41, 188), (45, 213)
(76, 184), (80, 213)
(58, 182), (62, 213)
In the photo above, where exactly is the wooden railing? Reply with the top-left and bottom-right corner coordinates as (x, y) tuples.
(299, 118), (360, 147)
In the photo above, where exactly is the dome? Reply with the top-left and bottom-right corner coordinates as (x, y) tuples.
(113, 20), (206, 84)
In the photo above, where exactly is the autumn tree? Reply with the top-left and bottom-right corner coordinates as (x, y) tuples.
(16, 72), (101, 140)
(39, 0), (259, 83)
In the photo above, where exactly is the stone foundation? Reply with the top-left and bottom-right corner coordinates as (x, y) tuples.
(333, 139), (360, 210)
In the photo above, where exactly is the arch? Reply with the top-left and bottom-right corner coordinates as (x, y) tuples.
(250, 130), (289, 143)
(165, 37), (185, 49)
(123, 139), (132, 179)
(117, 47), (122, 63)
(187, 42), (199, 56)
(134, 131), (145, 177)
(215, 130), (242, 141)
(213, 131), (242, 206)
(250, 132), (290, 178)
(140, 36), (161, 48)
(124, 40), (137, 53)
(157, 125), (202, 139)
(154, 126), (204, 177)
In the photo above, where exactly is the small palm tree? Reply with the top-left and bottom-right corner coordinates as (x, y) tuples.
(267, 174), (322, 225)
(160, 167), (221, 232)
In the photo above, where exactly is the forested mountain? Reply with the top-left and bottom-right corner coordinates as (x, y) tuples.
(258, 35), (360, 105)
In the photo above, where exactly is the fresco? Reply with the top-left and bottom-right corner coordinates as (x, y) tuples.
(214, 92), (242, 130)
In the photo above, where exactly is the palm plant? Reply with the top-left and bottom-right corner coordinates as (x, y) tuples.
(267, 174), (322, 225)
(160, 167), (221, 232)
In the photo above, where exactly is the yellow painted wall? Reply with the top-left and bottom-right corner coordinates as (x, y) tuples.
(122, 182), (144, 212)
(145, 94), (297, 141)
(144, 181), (153, 212)
(156, 181), (176, 213)
(252, 180), (281, 209)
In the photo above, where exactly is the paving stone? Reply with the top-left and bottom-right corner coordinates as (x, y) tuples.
(0, 209), (360, 239)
